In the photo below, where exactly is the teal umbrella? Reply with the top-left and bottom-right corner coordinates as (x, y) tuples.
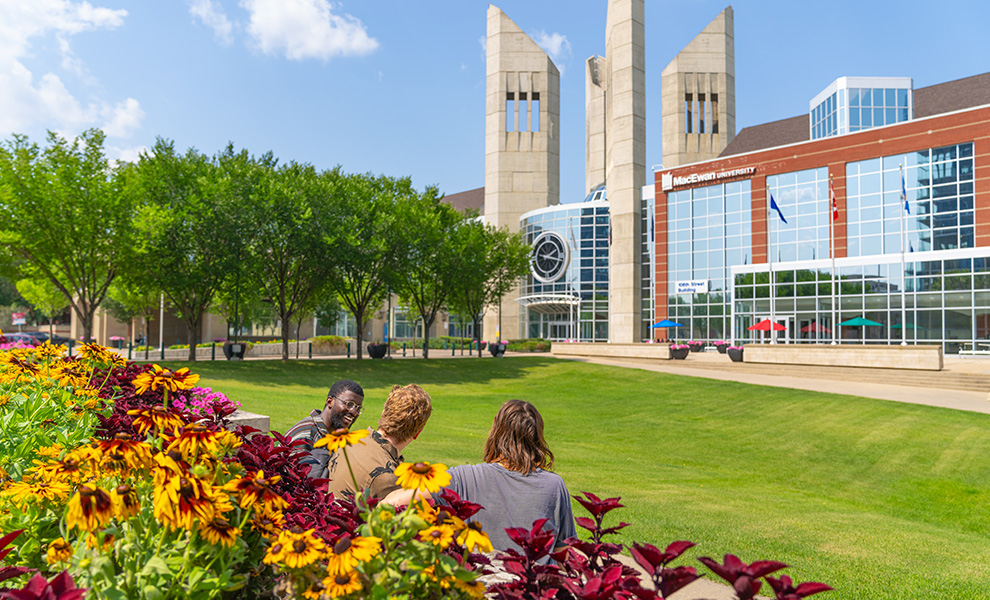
(840, 316), (883, 327)
(890, 323), (924, 329)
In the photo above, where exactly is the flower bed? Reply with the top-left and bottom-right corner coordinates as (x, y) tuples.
(0, 342), (830, 599)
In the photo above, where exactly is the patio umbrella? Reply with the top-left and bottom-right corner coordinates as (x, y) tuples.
(890, 323), (924, 329)
(839, 316), (883, 342)
(650, 319), (683, 341)
(800, 322), (831, 334)
(747, 319), (785, 331)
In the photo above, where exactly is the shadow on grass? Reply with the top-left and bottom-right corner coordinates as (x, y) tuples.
(162, 356), (561, 390)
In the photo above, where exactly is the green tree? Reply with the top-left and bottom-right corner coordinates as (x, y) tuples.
(394, 188), (462, 358)
(104, 277), (161, 360)
(15, 276), (68, 338)
(247, 162), (342, 361)
(132, 140), (261, 360)
(447, 219), (531, 357)
(0, 130), (135, 342)
(327, 174), (414, 359)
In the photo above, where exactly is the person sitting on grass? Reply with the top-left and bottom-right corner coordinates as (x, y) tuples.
(444, 399), (576, 559)
(326, 383), (433, 502)
(285, 379), (365, 479)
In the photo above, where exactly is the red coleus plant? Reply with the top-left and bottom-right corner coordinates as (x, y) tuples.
(765, 574), (834, 600)
(629, 540), (700, 598)
(697, 554), (789, 600)
(0, 530), (30, 589)
(0, 571), (87, 600)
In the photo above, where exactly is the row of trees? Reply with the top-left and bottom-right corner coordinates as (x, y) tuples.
(0, 130), (531, 360)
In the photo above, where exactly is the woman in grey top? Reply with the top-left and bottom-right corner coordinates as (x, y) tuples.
(446, 399), (576, 556)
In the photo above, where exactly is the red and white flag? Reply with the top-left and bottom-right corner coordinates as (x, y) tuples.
(830, 177), (838, 221)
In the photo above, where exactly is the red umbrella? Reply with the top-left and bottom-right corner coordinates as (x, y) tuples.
(747, 318), (786, 332)
(800, 322), (831, 334)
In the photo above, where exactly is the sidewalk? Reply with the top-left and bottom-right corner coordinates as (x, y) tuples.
(561, 351), (990, 415)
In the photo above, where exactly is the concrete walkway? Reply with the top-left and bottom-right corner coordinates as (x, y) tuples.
(560, 351), (990, 415)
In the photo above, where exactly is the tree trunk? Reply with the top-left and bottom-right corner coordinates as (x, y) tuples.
(185, 312), (203, 361)
(280, 311), (291, 362)
(473, 316), (482, 357)
(354, 308), (365, 360)
(422, 314), (436, 359)
(143, 316), (150, 361)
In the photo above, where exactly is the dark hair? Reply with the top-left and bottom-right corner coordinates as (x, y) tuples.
(328, 379), (363, 399)
(483, 400), (554, 475)
(378, 384), (432, 443)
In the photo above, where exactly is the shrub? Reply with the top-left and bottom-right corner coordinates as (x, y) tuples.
(309, 335), (347, 354)
(507, 338), (552, 352)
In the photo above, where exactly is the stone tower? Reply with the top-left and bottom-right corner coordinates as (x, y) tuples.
(603, 0), (646, 343)
(661, 6), (735, 168)
(585, 55), (607, 195)
(484, 5), (560, 340)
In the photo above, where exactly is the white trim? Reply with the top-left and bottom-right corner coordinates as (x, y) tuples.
(520, 199), (609, 221)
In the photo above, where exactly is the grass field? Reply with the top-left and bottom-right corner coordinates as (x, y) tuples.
(170, 356), (990, 599)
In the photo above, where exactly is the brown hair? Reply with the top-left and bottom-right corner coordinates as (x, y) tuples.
(482, 400), (554, 475)
(378, 384), (432, 443)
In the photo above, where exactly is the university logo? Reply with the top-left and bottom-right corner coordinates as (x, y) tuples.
(661, 172), (673, 191)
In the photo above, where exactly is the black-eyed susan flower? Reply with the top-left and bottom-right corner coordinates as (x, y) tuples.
(127, 405), (185, 435)
(262, 541), (285, 566)
(322, 571), (362, 598)
(98, 433), (155, 476)
(394, 461), (451, 493)
(132, 364), (201, 396)
(2, 479), (72, 507)
(153, 472), (216, 530)
(85, 531), (115, 551)
(325, 534), (382, 576)
(37, 443), (63, 459)
(111, 484), (140, 519)
(222, 470), (287, 510)
(66, 485), (114, 532)
(46, 538), (73, 565)
(452, 578), (486, 599)
(35, 341), (66, 360)
(166, 422), (220, 461)
(0, 393), (10, 408)
(418, 524), (455, 549)
(250, 502), (285, 539)
(50, 360), (89, 387)
(272, 529), (326, 569)
(214, 429), (243, 454)
(199, 515), (240, 548)
(77, 343), (114, 364)
(313, 428), (368, 453)
(457, 521), (494, 553)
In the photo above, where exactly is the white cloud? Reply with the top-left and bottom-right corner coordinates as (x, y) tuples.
(0, 0), (141, 139)
(533, 30), (571, 69)
(102, 98), (144, 138)
(478, 35), (486, 62)
(188, 0), (234, 45)
(240, 0), (378, 61)
(107, 143), (148, 166)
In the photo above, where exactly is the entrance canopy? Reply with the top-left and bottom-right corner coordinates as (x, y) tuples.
(517, 293), (580, 315)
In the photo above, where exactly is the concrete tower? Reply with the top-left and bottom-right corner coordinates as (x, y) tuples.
(484, 5), (560, 340)
(661, 6), (735, 168)
(585, 55), (607, 194)
(604, 0), (646, 343)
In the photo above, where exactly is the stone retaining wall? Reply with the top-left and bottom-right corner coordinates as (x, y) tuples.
(742, 344), (943, 371)
(551, 342), (671, 360)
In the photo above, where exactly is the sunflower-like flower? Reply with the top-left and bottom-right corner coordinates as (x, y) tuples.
(452, 578), (486, 599)
(37, 443), (63, 459)
(268, 529), (326, 569)
(46, 538), (74, 565)
(325, 534), (382, 576)
(127, 405), (186, 435)
(132, 364), (201, 396)
(214, 429), (243, 454)
(166, 422), (220, 462)
(35, 341), (66, 360)
(66, 485), (115, 532)
(457, 521), (493, 553)
(199, 515), (241, 548)
(85, 531), (115, 551)
(322, 571), (362, 599)
(50, 360), (90, 388)
(77, 343), (115, 364)
(418, 524), (456, 550)
(2, 479), (72, 507)
(98, 433), (155, 476)
(394, 461), (451, 493)
(250, 502), (286, 539)
(223, 470), (287, 510)
(111, 484), (141, 519)
(153, 472), (217, 530)
(0, 393), (10, 408)
(314, 428), (368, 453)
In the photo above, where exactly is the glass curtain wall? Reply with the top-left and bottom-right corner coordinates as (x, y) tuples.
(667, 180), (752, 341)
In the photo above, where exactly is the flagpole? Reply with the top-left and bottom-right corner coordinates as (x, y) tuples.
(899, 163), (908, 346)
(767, 183), (776, 345)
(830, 174), (838, 345)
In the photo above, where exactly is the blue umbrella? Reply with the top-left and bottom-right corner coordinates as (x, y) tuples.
(651, 319), (683, 328)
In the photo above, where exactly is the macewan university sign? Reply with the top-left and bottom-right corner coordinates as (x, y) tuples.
(661, 166), (755, 191)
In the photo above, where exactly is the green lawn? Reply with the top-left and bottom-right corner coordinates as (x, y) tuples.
(170, 356), (990, 599)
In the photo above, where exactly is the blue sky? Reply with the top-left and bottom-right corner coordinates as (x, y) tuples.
(3, 0), (988, 205)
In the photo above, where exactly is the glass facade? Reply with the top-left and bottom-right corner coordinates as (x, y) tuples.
(767, 167), (831, 262)
(666, 180), (752, 341)
(810, 78), (912, 140)
(519, 201), (610, 341)
(847, 86), (909, 133)
(846, 143), (974, 257)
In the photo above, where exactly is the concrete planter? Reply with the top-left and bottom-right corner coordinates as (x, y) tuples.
(688, 343), (704, 353)
(727, 347), (744, 362)
(670, 346), (689, 360)
(716, 343), (728, 354)
(743, 344), (943, 371)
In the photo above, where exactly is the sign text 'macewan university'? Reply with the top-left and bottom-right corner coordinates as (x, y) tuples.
(661, 166), (755, 191)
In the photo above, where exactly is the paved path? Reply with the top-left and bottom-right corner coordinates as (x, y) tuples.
(559, 352), (990, 415)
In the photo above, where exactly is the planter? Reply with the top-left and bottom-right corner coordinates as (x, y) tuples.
(367, 343), (388, 359)
(670, 347), (689, 360)
(716, 344), (728, 354)
(727, 347), (744, 362)
(688, 343), (704, 353)
(488, 341), (507, 357)
(222, 341), (247, 361)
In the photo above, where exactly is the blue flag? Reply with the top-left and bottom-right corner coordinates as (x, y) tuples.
(901, 169), (910, 214)
(769, 194), (787, 224)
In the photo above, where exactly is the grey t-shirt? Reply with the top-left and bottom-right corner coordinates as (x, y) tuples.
(447, 463), (576, 557)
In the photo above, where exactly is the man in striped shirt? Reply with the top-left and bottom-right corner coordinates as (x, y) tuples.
(284, 379), (365, 479)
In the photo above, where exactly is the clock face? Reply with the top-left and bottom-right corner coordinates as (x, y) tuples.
(531, 232), (568, 283)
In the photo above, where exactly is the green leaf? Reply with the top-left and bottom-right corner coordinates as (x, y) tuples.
(139, 555), (172, 576)
(142, 584), (165, 600)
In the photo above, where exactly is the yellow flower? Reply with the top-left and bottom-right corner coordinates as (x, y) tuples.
(98, 433), (155, 476)
(37, 443), (63, 459)
(46, 538), (73, 565)
(394, 461), (451, 493)
(77, 343), (114, 363)
(153, 471), (217, 530)
(66, 485), (115, 532)
(452, 578), (486, 599)
(132, 364), (201, 395)
(250, 502), (286, 539)
(325, 534), (382, 576)
(166, 422), (220, 462)
(50, 360), (90, 388)
(2, 479), (72, 506)
(35, 341), (66, 360)
(85, 531), (115, 551)
(313, 428), (368, 452)
(268, 529), (326, 569)
(111, 484), (141, 519)
(214, 429), (243, 454)
(223, 470), (287, 510)
(418, 524), (455, 550)
(323, 571), (362, 598)
(0, 393), (10, 408)
(199, 516), (240, 548)
(127, 405), (185, 436)
(457, 521), (493, 553)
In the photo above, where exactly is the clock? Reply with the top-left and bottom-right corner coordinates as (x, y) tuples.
(531, 232), (568, 283)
